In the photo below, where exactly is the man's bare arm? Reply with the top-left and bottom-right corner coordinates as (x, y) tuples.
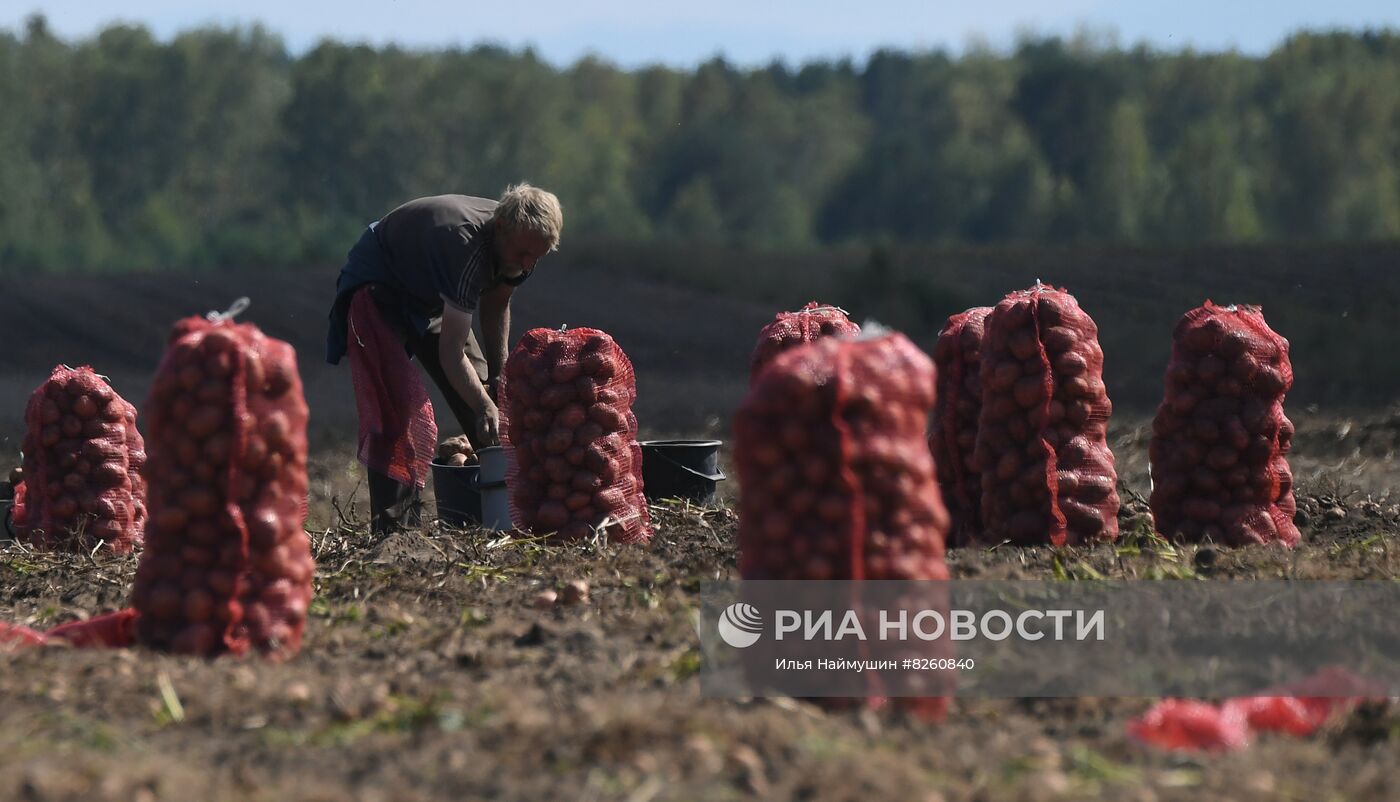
(439, 304), (499, 442)
(479, 282), (514, 397)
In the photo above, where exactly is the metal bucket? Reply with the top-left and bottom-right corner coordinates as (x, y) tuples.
(640, 440), (726, 504)
(475, 446), (513, 531)
(431, 461), (482, 528)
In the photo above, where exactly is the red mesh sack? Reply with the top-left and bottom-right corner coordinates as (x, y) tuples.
(131, 315), (314, 658)
(1149, 302), (1299, 547)
(502, 327), (651, 544)
(735, 332), (951, 719)
(930, 307), (992, 546)
(736, 332), (949, 581)
(11, 366), (146, 553)
(974, 285), (1120, 546)
(749, 302), (861, 381)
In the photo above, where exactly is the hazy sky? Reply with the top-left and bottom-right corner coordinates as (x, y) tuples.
(5, 1), (1399, 67)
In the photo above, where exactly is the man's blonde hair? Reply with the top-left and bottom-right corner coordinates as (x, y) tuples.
(494, 183), (563, 251)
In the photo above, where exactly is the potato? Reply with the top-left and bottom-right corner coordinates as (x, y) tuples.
(587, 403), (626, 431)
(1013, 376), (1045, 408)
(800, 458), (830, 485)
(1065, 400), (1093, 426)
(60, 415), (83, 438)
(1183, 498), (1222, 522)
(593, 487), (626, 512)
(1006, 417), (1030, 442)
(1154, 474), (1187, 500)
(1008, 329), (1040, 360)
(1060, 500), (1105, 536)
(556, 404), (587, 430)
(544, 456), (574, 483)
(1205, 447), (1239, 471)
(1196, 355), (1226, 383)
(551, 361), (582, 384)
(544, 427), (574, 455)
(985, 396), (1018, 421)
(1169, 391), (1198, 415)
(995, 452), (1021, 482)
(51, 495), (78, 518)
(539, 384), (576, 410)
(975, 423), (1011, 454)
(1061, 376), (1092, 399)
(1053, 351), (1089, 376)
(146, 585), (183, 619)
(1254, 367), (1287, 395)
(72, 394), (99, 419)
(93, 462), (127, 487)
(986, 361), (1022, 392)
(1041, 326), (1077, 353)
(526, 435), (549, 460)
(1072, 474), (1114, 503)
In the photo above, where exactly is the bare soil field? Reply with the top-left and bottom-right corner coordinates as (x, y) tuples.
(3, 258), (1400, 800)
(1, 412), (1398, 801)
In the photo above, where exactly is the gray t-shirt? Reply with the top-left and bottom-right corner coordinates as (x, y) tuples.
(373, 194), (504, 316)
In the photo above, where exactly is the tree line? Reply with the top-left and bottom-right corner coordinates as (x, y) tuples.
(2, 15), (1398, 273)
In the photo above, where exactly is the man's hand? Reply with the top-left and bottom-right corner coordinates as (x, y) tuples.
(478, 404), (501, 445)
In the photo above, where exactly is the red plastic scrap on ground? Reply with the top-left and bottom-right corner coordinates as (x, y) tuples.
(1128, 699), (1251, 753)
(749, 301), (860, 382)
(0, 621), (47, 650)
(0, 609), (138, 651)
(1131, 667), (1391, 751)
(44, 609), (139, 649)
(1149, 302), (1298, 547)
(12, 366), (147, 554)
(502, 327), (651, 545)
(1222, 696), (1322, 736)
(930, 307), (992, 546)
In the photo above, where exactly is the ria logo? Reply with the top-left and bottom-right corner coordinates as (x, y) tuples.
(717, 603), (763, 648)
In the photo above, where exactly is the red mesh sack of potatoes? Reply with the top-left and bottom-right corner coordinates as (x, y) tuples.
(736, 332), (950, 580)
(930, 307), (992, 546)
(1149, 302), (1299, 547)
(735, 332), (951, 719)
(502, 327), (651, 544)
(750, 301), (861, 381)
(11, 366), (146, 553)
(131, 314), (314, 658)
(974, 284), (1120, 546)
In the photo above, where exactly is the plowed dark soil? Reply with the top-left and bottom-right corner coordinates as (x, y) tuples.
(3, 423), (1400, 801)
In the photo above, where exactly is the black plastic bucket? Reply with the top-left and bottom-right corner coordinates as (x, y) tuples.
(431, 461), (482, 527)
(1, 480), (13, 538)
(640, 440), (726, 504)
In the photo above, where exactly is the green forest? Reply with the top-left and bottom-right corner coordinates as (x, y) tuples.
(2, 14), (1399, 273)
